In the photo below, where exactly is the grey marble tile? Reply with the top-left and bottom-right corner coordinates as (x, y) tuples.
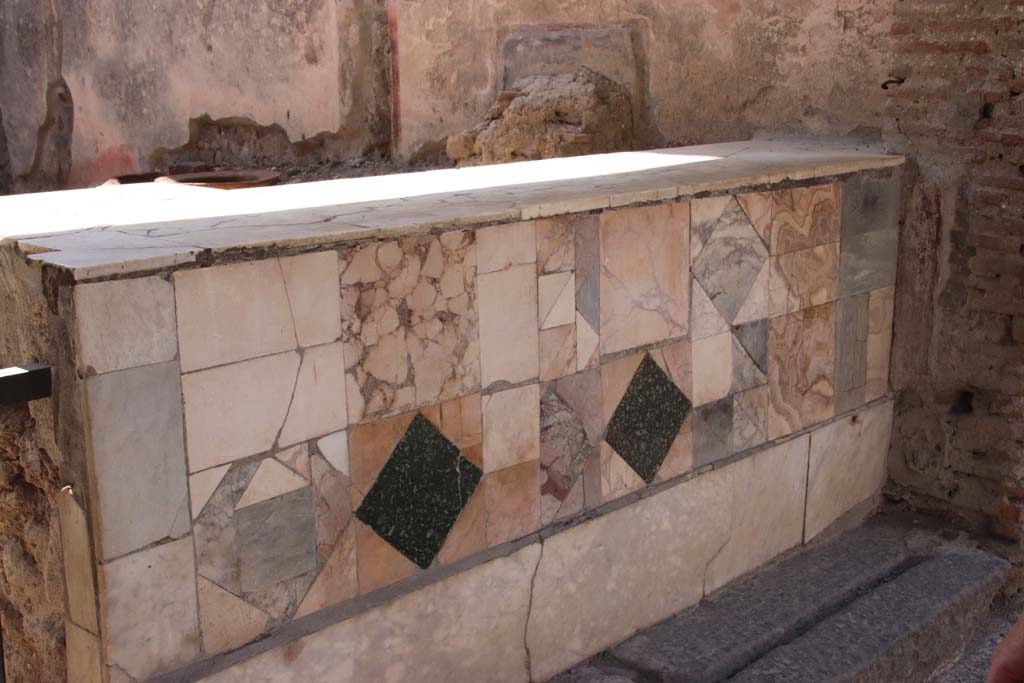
(842, 170), (902, 240)
(86, 362), (189, 560)
(835, 294), (869, 413)
(692, 199), (768, 325)
(693, 398), (733, 468)
(840, 228), (898, 297)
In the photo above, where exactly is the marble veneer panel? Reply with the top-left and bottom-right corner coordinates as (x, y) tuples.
(527, 461), (732, 681)
(340, 231), (479, 421)
(174, 251), (341, 373)
(704, 434), (809, 593)
(866, 286), (895, 400)
(805, 399), (894, 541)
(57, 488), (98, 632)
(540, 369), (602, 524)
(770, 184), (841, 254)
(600, 203), (689, 355)
(85, 361), (189, 560)
(182, 343), (348, 472)
(767, 303), (837, 440)
(477, 221), (538, 387)
(835, 293), (870, 413)
(74, 275), (177, 375)
(202, 545), (541, 683)
(102, 537), (199, 680)
(601, 342), (693, 503)
(840, 172), (901, 297)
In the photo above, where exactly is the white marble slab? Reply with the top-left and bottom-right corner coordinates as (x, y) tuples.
(0, 140), (903, 280)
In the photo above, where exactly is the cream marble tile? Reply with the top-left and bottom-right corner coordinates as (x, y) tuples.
(599, 443), (646, 504)
(197, 576), (269, 655)
(866, 286), (895, 401)
(526, 466), (732, 681)
(201, 544), (540, 683)
(478, 264), (539, 386)
(182, 351), (300, 471)
(477, 221), (536, 274)
(279, 342), (348, 446)
(57, 488), (97, 632)
(66, 620), (102, 683)
(484, 460), (541, 546)
(538, 271), (575, 329)
(317, 431), (350, 475)
(74, 275), (177, 375)
(175, 259), (297, 373)
(805, 400), (894, 541)
(692, 333), (734, 406)
(280, 250), (342, 347)
(482, 384), (541, 473)
(235, 458), (309, 509)
(103, 538), (199, 680)
(86, 362), (189, 560)
(600, 203), (689, 354)
(705, 435), (809, 593)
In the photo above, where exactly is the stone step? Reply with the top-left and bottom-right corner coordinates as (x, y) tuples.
(729, 550), (1008, 682)
(549, 521), (1009, 683)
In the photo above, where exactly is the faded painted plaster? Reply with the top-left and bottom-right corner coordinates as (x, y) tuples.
(390, 0), (896, 157)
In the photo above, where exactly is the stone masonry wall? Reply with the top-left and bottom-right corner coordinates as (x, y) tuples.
(0, 249), (65, 683)
(884, 0), (1024, 552)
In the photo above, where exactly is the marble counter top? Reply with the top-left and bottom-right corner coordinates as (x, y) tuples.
(0, 139), (903, 280)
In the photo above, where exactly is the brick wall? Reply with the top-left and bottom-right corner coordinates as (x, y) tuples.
(886, 0), (1024, 547)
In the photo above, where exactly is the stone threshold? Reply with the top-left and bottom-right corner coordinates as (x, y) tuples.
(149, 393), (896, 683)
(0, 139), (903, 281)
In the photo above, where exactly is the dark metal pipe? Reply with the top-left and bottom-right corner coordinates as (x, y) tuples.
(0, 363), (52, 404)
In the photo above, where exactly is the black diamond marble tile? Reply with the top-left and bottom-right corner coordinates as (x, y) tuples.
(605, 354), (692, 483)
(355, 414), (482, 569)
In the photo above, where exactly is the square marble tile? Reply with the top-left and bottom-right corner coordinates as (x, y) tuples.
(278, 342), (348, 447)
(484, 459), (541, 546)
(74, 275), (177, 375)
(768, 303), (837, 439)
(770, 184), (841, 254)
(478, 263), (539, 387)
(692, 197), (769, 326)
(182, 351), (300, 471)
(842, 170), (901, 241)
(600, 203), (689, 355)
(605, 354), (692, 483)
(340, 232), (480, 422)
(540, 369), (603, 524)
(768, 243), (840, 317)
(535, 214), (577, 275)
(174, 259), (296, 373)
(103, 538), (199, 680)
(355, 414), (482, 568)
(483, 384), (541, 473)
(193, 460), (318, 620)
(279, 251), (343, 347)
(86, 362), (189, 560)
(477, 221), (536, 274)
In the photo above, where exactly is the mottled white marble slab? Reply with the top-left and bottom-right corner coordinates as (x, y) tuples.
(0, 139), (903, 280)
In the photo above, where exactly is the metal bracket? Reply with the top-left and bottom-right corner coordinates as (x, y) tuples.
(0, 363), (52, 405)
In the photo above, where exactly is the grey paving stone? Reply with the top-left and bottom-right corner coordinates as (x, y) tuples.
(729, 550), (1009, 683)
(609, 525), (913, 681)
